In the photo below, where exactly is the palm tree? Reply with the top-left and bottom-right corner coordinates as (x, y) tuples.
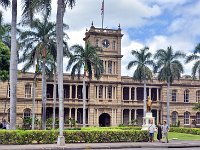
(185, 43), (200, 79)
(19, 16), (69, 129)
(56, 0), (76, 145)
(154, 46), (185, 126)
(67, 43), (103, 127)
(127, 47), (155, 117)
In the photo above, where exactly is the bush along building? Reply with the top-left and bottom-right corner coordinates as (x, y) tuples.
(0, 25), (200, 128)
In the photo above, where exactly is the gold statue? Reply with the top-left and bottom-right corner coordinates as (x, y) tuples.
(147, 96), (152, 112)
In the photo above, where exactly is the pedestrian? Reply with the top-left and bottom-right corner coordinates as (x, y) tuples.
(2, 119), (7, 129)
(148, 119), (156, 142)
(157, 122), (162, 142)
(162, 120), (169, 143)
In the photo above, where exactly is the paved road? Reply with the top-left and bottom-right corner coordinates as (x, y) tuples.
(96, 148), (200, 150)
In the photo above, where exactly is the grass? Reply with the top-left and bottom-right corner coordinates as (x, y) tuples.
(154, 132), (200, 141)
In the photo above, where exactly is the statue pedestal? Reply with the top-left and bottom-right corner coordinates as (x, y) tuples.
(141, 112), (155, 130)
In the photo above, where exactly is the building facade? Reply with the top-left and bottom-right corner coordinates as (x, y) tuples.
(0, 25), (200, 127)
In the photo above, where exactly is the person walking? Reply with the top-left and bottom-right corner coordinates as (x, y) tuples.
(148, 120), (156, 142)
(162, 121), (169, 143)
(157, 122), (162, 142)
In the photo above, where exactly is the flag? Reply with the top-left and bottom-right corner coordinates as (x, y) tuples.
(101, 0), (104, 15)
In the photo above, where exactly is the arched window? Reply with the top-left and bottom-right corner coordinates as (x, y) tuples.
(25, 84), (32, 98)
(196, 91), (200, 102)
(23, 108), (31, 119)
(172, 111), (178, 125)
(196, 112), (200, 124)
(184, 90), (189, 103)
(184, 112), (190, 125)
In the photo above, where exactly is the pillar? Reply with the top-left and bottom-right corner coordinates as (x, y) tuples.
(134, 109), (137, 120)
(103, 86), (105, 99)
(157, 109), (159, 124)
(69, 108), (72, 119)
(112, 109), (114, 125)
(129, 109), (132, 125)
(114, 109), (117, 125)
(75, 108), (77, 121)
(75, 85), (78, 99)
(112, 86), (114, 99)
(115, 86), (117, 99)
(157, 88), (159, 101)
(149, 88), (151, 99)
(97, 86), (99, 99)
(96, 109), (99, 126)
(129, 87), (131, 100)
(69, 85), (72, 99)
(121, 109), (123, 124)
(134, 87), (137, 100)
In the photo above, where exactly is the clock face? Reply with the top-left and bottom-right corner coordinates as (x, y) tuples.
(102, 39), (110, 48)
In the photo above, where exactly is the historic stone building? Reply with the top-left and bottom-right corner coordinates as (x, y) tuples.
(0, 25), (200, 127)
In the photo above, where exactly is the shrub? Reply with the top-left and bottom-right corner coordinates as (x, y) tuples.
(170, 127), (200, 135)
(0, 129), (148, 145)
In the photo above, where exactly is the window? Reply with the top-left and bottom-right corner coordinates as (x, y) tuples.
(108, 86), (112, 99)
(196, 112), (200, 124)
(108, 61), (112, 74)
(184, 112), (190, 125)
(99, 85), (103, 99)
(113, 41), (116, 50)
(171, 90), (177, 102)
(23, 108), (31, 119)
(172, 111), (178, 125)
(25, 84), (32, 98)
(196, 91), (200, 102)
(184, 90), (189, 102)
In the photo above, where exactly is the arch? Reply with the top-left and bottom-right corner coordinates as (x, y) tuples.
(99, 113), (111, 127)
(184, 111), (190, 125)
(171, 111), (178, 125)
(184, 89), (189, 102)
(23, 108), (31, 119)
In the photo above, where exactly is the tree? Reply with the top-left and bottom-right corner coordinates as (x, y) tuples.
(18, 16), (69, 129)
(127, 47), (155, 117)
(154, 46), (185, 126)
(0, 40), (10, 120)
(67, 43), (103, 127)
(193, 102), (200, 111)
(56, 0), (76, 145)
(185, 43), (200, 79)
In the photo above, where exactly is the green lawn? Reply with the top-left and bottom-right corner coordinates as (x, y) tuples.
(154, 132), (200, 141)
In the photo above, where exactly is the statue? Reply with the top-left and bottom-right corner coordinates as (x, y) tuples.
(147, 96), (152, 112)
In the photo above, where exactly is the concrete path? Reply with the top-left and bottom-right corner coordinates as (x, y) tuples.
(0, 140), (200, 149)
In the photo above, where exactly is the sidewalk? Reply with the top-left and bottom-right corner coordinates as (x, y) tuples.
(0, 140), (200, 149)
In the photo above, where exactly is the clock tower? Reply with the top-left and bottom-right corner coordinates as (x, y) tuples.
(83, 23), (124, 126)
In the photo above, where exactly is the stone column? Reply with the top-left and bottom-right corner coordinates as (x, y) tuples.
(114, 109), (117, 125)
(134, 109), (137, 120)
(69, 85), (72, 99)
(112, 109), (114, 125)
(129, 109), (132, 125)
(97, 86), (99, 99)
(103, 86), (105, 99)
(157, 88), (159, 101)
(121, 109), (124, 124)
(157, 109), (159, 124)
(106, 61), (108, 74)
(69, 108), (72, 119)
(134, 87), (137, 100)
(105, 86), (107, 99)
(75, 108), (77, 122)
(96, 109), (99, 126)
(75, 85), (78, 99)
(149, 88), (151, 99)
(112, 86), (114, 99)
(129, 87), (131, 100)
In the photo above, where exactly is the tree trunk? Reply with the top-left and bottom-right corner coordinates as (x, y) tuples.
(167, 77), (170, 127)
(143, 78), (147, 117)
(10, 0), (17, 130)
(53, 69), (57, 129)
(42, 48), (46, 130)
(56, 0), (64, 138)
(31, 73), (37, 130)
(82, 71), (86, 127)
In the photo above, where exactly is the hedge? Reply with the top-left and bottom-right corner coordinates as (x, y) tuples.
(0, 130), (148, 145)
(170, 127), (200, 135)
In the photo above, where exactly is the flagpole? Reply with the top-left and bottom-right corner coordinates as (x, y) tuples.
(101, 0), (104, 29)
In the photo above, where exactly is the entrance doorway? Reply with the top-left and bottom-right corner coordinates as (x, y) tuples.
(99, 113), (111, 127)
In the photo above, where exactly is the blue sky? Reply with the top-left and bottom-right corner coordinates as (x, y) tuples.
(1, 0), (200, 76)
